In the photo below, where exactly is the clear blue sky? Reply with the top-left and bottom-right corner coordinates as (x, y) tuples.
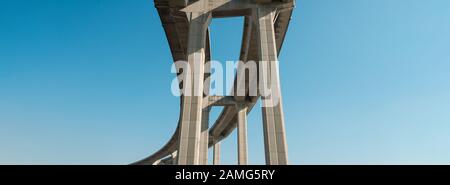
(1, 0), (450, 164)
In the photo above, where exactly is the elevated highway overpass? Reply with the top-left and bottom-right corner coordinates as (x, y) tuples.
(134, 0), (295, 165)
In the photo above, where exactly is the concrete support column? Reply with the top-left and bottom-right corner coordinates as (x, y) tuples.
(213, 142), (221, 165)
(170, 151), (178, 165)
(199, 31), (211, 165)
(236, 104), (248, 165)
(152, 159), (162, 165)
(255, 6), (289, 165)
(177, 12), (212, 165)
(199, 108), (210, 165)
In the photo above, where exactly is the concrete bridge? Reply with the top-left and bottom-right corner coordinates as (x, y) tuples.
(134, 0), (295, 165)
